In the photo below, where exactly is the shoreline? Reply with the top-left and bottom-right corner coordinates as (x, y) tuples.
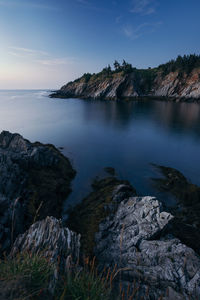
(50, 92), (200, 103)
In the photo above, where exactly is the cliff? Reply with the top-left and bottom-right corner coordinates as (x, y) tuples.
(51, 57), (200, 101)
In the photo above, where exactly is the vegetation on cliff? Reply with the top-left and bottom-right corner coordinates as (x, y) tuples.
(70, 54), (200, 85)
(158, 54), (200, 76)
(51, 53), (200, 100)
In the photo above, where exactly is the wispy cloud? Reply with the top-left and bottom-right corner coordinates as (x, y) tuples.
(36, 57), (77, 66)
(122, 21), (162, 40)
(0, 0), (57, 11)
(9, 47), (48, 57)
(130, 0), (156, 15)
(8, 46), (76, 66)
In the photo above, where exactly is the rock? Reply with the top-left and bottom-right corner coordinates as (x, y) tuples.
(0, 131), (76, 254)
(66, 177), (136, 256)
(10, 216), (80, 271)
(95, 196), (200, 299)
(10, 216), (80, 296)
(152, 165), (200, 254)
(67, 176), (200, 298)
(50, 68), (200, 101)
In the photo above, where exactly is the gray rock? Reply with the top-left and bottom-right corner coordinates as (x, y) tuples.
(0, 131), (75, 254)
(11, 216), (80, 270)
(51, 68), (200, 101)
(10, 216), (81, 293)
(95, 196), (200, 299)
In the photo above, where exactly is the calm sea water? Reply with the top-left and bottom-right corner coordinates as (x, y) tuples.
(0, 90), (200, 213)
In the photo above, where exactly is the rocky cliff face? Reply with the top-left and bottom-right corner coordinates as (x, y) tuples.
(51, 68), (200, 101)
(0, 131), (75, 254)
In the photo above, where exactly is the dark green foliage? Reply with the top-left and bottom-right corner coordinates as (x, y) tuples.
(122, 60), (133, 74)
(82, 73), (92, 83)
(101, 65), (112, 76)
(135, 69), (157, 93)
(74, 73), (92, 83)
(113, 60), (121, 71)
(158, 54), (200, 76)
(72, 54), (200, 87)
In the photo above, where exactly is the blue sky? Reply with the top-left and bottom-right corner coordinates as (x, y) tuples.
(0, 0), (200, 89)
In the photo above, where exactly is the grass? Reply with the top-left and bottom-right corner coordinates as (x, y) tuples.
(56, 257), (112, 300)
(0, 252), (53, 299)
(0, 253), (150, 299)
(55, 257), (142, 300)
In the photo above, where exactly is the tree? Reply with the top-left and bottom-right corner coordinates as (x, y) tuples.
(113, 60), (121, 71)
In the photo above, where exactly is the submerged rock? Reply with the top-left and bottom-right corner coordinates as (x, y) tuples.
(0, 131), (76, 254)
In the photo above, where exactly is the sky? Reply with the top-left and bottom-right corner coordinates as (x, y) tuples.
(0, 0), (200, 89)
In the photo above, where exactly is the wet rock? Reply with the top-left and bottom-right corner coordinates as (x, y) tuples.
(0, 131), (76, 254)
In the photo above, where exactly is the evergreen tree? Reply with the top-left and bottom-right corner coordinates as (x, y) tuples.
(113, 60), (121, 71)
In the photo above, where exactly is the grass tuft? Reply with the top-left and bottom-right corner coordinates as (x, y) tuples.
(0, 252), (53, 299)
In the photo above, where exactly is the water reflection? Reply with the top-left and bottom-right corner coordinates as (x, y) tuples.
(82, 99), (200, 137)
(0, 91), (199, 209)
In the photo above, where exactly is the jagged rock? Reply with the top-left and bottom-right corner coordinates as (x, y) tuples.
(66, 177), (136, 256)
(67, 177), (200, 298)
(95, 196), (200, 299)
(51, 68), (200, 101)
(10, 216), (80, 270)
(10, 216), (80, 296)
(0, 131), (76, 254)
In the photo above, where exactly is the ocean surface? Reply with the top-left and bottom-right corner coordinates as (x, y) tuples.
(0, 90), (200, 214)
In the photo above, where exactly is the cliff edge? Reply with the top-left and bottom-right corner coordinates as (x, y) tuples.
(51, 55), (200, 101)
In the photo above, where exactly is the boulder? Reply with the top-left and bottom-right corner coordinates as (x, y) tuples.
(11, 216), (80, 272)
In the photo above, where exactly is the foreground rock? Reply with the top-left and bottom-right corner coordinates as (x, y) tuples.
(2, 217), (80, 299)
(51, 67), (200, 101)
(67, 177), (200, 299)
(0, 131), (76, 254)
(95, 196), (200, 299)
(66, 177), (136, 256)
(11, 216), (80, 273)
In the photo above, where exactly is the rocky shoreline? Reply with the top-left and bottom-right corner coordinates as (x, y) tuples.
(50, 67), (200, 102)
(0, 131), (200, 299)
